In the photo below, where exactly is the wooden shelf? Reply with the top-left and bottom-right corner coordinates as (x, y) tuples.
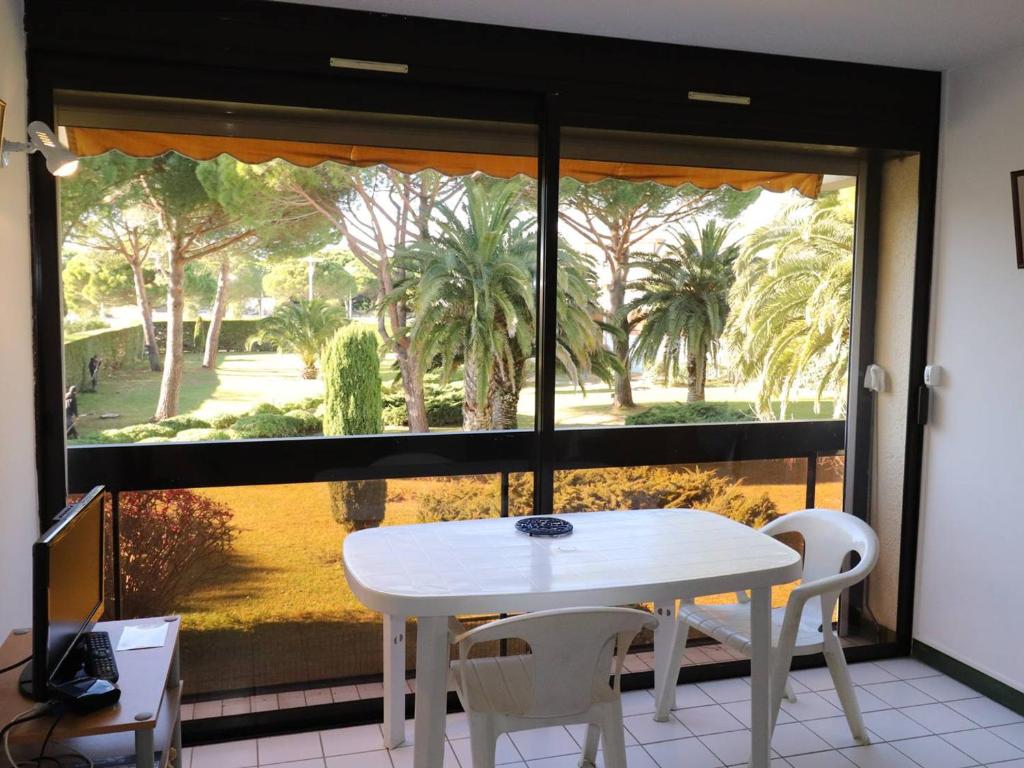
(1, 618), (183, 768)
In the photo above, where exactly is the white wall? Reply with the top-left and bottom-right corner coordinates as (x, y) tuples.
(0, 0), (38, 638)
(916, 44), (1024, 691)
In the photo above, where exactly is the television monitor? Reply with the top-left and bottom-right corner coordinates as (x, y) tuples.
(19, 486), (105, 701)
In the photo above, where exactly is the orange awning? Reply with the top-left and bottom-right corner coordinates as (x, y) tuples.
(66, 127), (822, 197)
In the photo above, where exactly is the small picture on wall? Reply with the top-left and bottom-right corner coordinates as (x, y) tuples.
(1013, 169), (1024, 269)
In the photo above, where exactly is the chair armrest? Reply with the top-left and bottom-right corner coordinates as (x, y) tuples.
(787, 553), (877, 608)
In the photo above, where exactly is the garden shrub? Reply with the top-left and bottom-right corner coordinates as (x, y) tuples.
(322, 326), (386, 530)
(159, 414), (211, 432)
(64, 325), (145, 390)
(416, 466), (779, 529)
(382, 384), (463, 428)
(230, 413), (307, 439)
(280, 396), (323, 412)
(209, 413), (240, 429)
(416, 477), (504, 523)
(625, 402), (755, 426)
(114, 489), (236, 617)
(247, 402), (283, 416)
(100, 423), (177, 443)
(154, 319), (268, 353)
(173, 428), (233, 442)
(284, 409), (322, 435)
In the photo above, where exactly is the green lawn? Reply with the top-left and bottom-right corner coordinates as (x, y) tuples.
(72, 351), (837, 441)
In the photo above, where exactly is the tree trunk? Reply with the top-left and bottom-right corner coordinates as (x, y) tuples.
(686, 350), (706, 402)
(490, 358), (524, 430)
(461, 355), (492, 431)
(607, 269), (635, 408)
(203, 257), (231, 369)
(154, 254), (185, 420)
(129, 259), (161, 372)
(397, 346), (429, 433)
(659, 337), (680, 387)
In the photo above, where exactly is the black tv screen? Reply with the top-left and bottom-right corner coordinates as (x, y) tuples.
(21, 486), (105, 701)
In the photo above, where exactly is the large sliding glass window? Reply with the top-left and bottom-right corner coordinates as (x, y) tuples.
(53, 91), (896, 725)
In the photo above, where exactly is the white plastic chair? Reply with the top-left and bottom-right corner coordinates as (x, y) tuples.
(451, 607), (657, 768)
(653, 509), (879, 744)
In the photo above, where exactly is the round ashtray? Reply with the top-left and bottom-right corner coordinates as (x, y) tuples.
(515, 516), (573, 537)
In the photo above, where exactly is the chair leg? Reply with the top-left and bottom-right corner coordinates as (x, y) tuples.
(600, 704), (628, 768)
(783, 678), (798, 703)
(467, 714), (497, 768)
(823, 635), (869, 744)
(654, 615), (690, 721)
(578, 723), (600, 768)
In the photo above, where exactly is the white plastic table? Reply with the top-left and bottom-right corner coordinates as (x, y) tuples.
(343, 508), (802, 768)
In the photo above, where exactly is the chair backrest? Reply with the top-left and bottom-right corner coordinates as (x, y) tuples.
(454, 606), (656, 719)
(761, 508), (879, 631)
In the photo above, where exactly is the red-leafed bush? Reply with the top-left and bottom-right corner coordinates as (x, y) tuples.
(112, 490), (236, 618)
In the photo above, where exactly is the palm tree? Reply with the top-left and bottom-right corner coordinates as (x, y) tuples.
(397, 176), (619, 430)
(246, 298), (347, 378)
(726, 189), (855, 418)
(624, 220), (740, 402)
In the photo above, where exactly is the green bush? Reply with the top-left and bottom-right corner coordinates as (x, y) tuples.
(173, 428), (233, 442)
(209, 413), (241, 429)
(416, 477), (504, 523)
(158, 415), (211, 432)
(247, 403), (283, 416)
(322, 326), (386, 530)
(64, 325), (145, 390)
(154, 319), (269, 353)
(625, 402), (754, 426)
(231, 413), (307, 439)
(415, 466), (779, 529)
(284, 409), (322, 435)
(382, 384), (463, 428)
(322, 326), (383, 436)
(280, 396), (323, 412)
(100, 423), (177, 443)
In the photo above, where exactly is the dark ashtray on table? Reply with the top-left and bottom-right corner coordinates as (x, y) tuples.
(515, 516), (573, 537)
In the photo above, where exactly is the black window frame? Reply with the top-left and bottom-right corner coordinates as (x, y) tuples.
(24, 0), (941, 744)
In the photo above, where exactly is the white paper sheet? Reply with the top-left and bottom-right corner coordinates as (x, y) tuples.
(116, 622), (169, 651)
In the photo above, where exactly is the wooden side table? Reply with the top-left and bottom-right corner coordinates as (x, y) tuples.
(0, 617), (183, 768)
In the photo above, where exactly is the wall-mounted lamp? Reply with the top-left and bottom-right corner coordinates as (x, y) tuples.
(0, 111), (79, 177)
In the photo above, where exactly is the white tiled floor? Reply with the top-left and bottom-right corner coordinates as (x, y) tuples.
(182, 659), (1024, 768)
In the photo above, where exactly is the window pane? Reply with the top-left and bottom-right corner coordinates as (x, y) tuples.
(112, 473), (532, 707)
(58, 98), (538, 444)
(554, 127), (856, 428)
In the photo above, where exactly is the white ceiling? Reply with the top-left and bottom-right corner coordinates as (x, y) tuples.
(283, 0), (1024, 71)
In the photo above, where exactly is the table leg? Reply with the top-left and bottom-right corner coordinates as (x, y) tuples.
(749, 587), (772, 768)
(135, 727), (155, 768)
(383, 614), (407, 749)
(652, 600), (675, 707)
(172, 713), (183, 768)
(413, 616), (449, 768)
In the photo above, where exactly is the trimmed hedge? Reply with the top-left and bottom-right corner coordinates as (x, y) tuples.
(158, 415), (211, 432)
(382, 384), (463, 428)
(416, 466), (779, 529)
(625, 402), (755, 426)
(174, 428), (233, 442)
(230, 413), (309, 439)
(154, 319), (269, 353)
(100, 423), (177, 442)
(64, 325), (145, 390)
